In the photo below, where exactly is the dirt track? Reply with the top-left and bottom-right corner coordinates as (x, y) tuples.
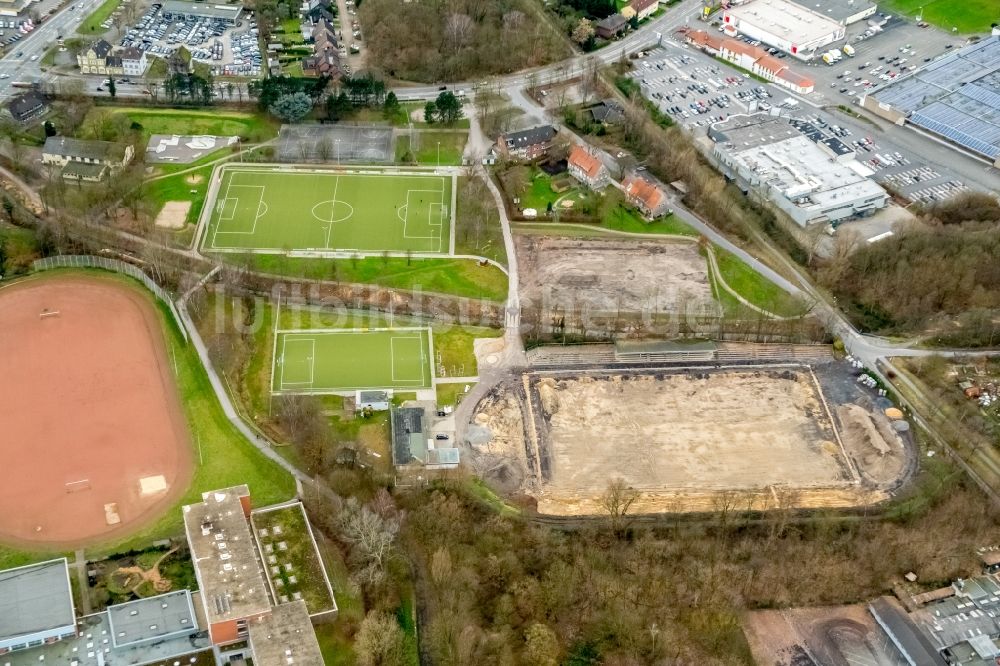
(467, 364), (919, 515)
(515, 236), (718, 316)
(537, 370), (852, 491)
(0, 275), (192, 547)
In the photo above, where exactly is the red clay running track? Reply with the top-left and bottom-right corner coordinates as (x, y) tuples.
(0, 274), (192, 547)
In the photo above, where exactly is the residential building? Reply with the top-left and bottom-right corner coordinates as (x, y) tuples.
(6, 91), (47, 123)
(622, 172), (671, 219)
(42, 137), (134, 172)
(303, 18), (340, 78)
(595, 13), (628, 39)
(568, 144), (610, 190)
(496, 125), (557, 161)
(120, 46), (148, 77)
(587, 99), (624, 125)
(302, 0), (336, 24)
(183, 485), (271, 645)
(623, 0), (658, 21)
(0, 559), (76, 653)
(709, 113), (887, 227)
(77, 39), (122, 75)
(722, 0), (845, 60)
(161, 0), (243, 24)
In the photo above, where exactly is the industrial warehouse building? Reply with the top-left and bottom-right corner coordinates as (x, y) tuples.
(161, 0), (243, 25)
(722, 0), (845, 60)
(709, 114), (888, 227)
(860, 36), (1000, 167)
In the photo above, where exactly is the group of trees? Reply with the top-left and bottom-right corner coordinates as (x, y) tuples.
(424, 91), (463, 124)
(392, 472), (999, 665)
(817, 192), (1000, 341)
(358, 0), (569, 82)
(161, 72), (215, 106)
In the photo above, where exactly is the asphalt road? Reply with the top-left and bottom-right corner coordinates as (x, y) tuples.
(0, 0), (108, 95)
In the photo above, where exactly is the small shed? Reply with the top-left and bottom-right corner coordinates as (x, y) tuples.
(356, 390), (390, 412)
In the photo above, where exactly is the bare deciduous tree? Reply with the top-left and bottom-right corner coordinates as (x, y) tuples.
(601, 477), (639, 537)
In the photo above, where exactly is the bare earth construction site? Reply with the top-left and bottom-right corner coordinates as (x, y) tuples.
(472, 363), (911, 514)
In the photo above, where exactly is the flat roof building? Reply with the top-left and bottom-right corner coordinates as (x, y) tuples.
(106, 592), (198, 649)
(247, 601), (323, 666)
(723, 0), (845, 60)
(861, 36), (1000, 167)
(161, 0), (243, 24)
(183, 485), (272, 645)
(788, 0), (877, 25)
(0, 558), (76, 653)
(710, 113), (887, 227)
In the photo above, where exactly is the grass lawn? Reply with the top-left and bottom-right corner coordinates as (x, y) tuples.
(0, 270), (296, 563)
(878, 0), (996, 32)
(235, 253), (509, 301)
(86, 107), (279, 142)
(273, 328), (433, 393)
(396, 131), (467, 166)
(436, 381), (473, 408)
(282, 60), (305, 77)
(77, 0), (120, 34)
(251, 503), (336, 613)
(601, 203), (695, 236)
(203, 166), (453, 254)
(713, 247), (809, 317)
(144, 164), (214, 226)
(518, 170), (585, 211)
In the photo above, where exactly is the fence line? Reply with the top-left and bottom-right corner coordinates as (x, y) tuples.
(32, 255), (189, 343)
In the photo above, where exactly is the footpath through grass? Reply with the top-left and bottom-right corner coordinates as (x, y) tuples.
(713, 247), (808, 317)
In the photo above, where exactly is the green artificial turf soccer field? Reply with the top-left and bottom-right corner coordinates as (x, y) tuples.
(204, 167), (453, 254)
(273, 328), (433, 393)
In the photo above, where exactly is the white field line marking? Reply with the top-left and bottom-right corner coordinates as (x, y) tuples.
(279, 337), (316, 388)
(212, 184), (266, 239)
(210, 171), (236, 249)
(390, 335), (427, 384)
(325, 175), (340, 249)
(401, 181), (446, 252)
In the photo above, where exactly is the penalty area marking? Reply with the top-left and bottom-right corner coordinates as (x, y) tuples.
(390, 334), (429, 384)
(279, 336), (316, 389)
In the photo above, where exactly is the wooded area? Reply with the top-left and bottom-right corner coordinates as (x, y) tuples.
(358, 0), (570, 82)
(818, 194), (1000, 342)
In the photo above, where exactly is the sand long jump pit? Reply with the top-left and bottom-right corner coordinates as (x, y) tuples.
(0, 275), (192, 547)
(513, 368), (880, 514)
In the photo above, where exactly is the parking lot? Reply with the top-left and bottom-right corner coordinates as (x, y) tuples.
(789, 14), (964, 107)
(631, 46), (773, 131)
(118, 1), (261, 76)
(630, 37), (976, 207)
